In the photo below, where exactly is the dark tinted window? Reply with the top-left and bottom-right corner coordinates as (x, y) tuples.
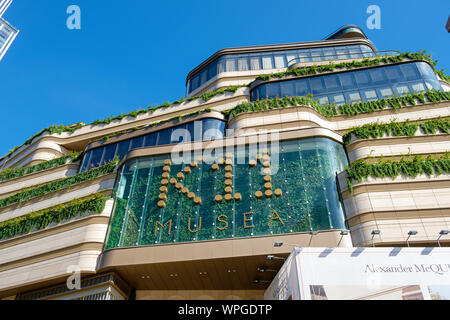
(88, 147), (104, 169)
(170, 124), (188, 144)
(143, 133), (157, 147)
(265, 82), (281, 99)
(157, 128), (172, 145)
(130, 136), (144, 150)
(101, 144), (117, 165)
(280, 81), (295, 97)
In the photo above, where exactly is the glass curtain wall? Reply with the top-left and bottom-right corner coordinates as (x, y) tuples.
(104, 137), (348, 250)
(80, 119), (226, 172)
(187, 44), (374, 94)
(250, 62), (442, 105)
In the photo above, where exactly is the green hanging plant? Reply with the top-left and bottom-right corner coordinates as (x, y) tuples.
(0, 158), (118, 209)
(0, 193), (109, 241)
(345, 153), (450, 194)
(0, 152), (81, 183)
(343, 118), (450, 144)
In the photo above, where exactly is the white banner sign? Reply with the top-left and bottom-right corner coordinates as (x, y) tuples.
(265, 247), (450, 300)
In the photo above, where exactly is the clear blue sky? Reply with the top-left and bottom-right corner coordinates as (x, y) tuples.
(1, 0), (449, 157)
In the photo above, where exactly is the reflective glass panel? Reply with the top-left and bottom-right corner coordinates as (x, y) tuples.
(400, 63), (421, 81)
(130, 136), (144, 150)
(361, 89), (378, 101)
(88, 147), (104, 170)
(262, 55), (273, 69)
(368, 68), (388, 85)
(377, 87), (394, 98)
(187, 44), (376, 94)
(393, 83), (410, 96)
(310, 77), (326, 95)
(339, 72), (357, 90)
(104, 138), (348, 249)
(354, 70), (372, 88)
(280, 81), (295, 97)
(344, 91), (361, 102)
(116, 140), (131, 159)
(101, 144), (117, 165)
(384, 65), (403, 83)
(295, 78), (310, 96)
(323, 75), (341, 92)
(250, 62), (442, 104)
(143, 133), (157, 147)
(416, 62), (436, 79)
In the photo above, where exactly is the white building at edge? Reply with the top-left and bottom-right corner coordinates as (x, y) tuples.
(0, 0), (18, 62)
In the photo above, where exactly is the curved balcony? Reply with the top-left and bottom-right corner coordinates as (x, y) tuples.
(287, 50), (400, 69)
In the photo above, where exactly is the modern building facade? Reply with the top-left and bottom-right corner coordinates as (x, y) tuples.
(0, 25), (449, 300)
(0, 0), (18, 62)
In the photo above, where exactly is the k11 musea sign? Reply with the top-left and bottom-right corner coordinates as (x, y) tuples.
(104, 138), (348, 249)
(265, 247), (450, 300)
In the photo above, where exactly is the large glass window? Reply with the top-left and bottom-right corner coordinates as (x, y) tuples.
(250, 62), (443, 105)
(354, 70), (372, 88)
(262, 55), (274, 69)
(87, 147), (104, 170)
(400, 63), (421, 81)
(384, 65), (403, 83)
(104, 137), (348, 250)
(101, 144), (117, 165)
(310, 77), (327, 95)
(81, 119), (227, 172)
(116, 140), (131, 159)
(323, 75), (341, 92)
(187, 44), (374, 94)
(143, 132), (157, 147)
(295, 79), (310, 96)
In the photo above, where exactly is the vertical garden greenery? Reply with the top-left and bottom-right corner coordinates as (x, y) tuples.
(0, 193), (108, 241)
(104, 137), (348, 249)
(0, 152), (81, 182)
(343, 118), (450, 144)
(0, 158), (118, 209)
(345, 153), (450, 194)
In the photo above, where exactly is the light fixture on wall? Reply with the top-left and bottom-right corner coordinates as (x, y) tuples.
(337, 230), (349, 246)
(273, 241), (298, 248)
(437, 230), (449, 247)
(371, 230), (380, 247)
(273, 241), (284, 247)
(406, 230), (418, 247)
(266, 255), (286, 261)
(253, 279), (271, 284)
(257, 267), (277, 273)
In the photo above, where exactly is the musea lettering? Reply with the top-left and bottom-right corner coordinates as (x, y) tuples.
(154, 210), (284, 236)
